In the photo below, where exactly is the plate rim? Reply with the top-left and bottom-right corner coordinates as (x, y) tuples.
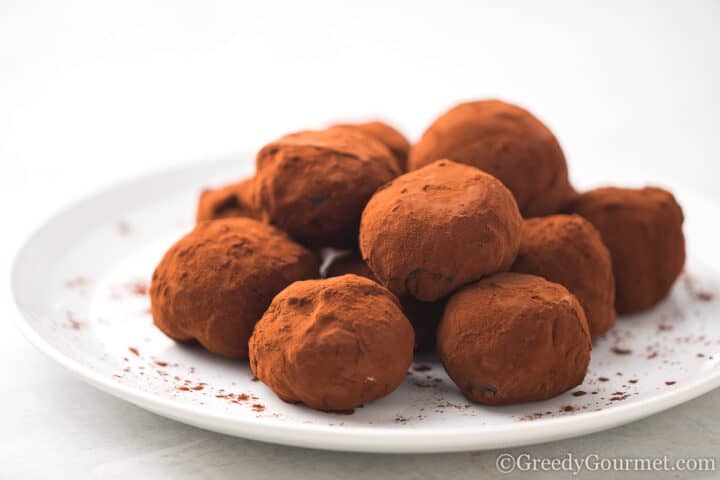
(10, 156), (720, 453)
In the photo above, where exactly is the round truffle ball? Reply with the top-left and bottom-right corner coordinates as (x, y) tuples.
(254, 128), (400, 247)
(249, 275), (414, 411)
(409, 99), (574, 217)
(150, 218), (319, 358)
(359, 159), (522, 302)
(330, 121), (411, 171)
(511, 214), (616, 339)
(567, 187), (685, 314)
(325, 251), (443, 352)
(196, 178), (259, 223)
(437, 273), (591, 405)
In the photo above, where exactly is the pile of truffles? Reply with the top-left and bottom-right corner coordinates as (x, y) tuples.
(151, 100), (686, 411)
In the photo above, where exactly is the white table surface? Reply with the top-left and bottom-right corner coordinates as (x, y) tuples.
(2, 1), (719, 478)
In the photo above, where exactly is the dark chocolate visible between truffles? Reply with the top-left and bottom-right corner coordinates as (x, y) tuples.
(196, 178), (259, 223)
(409, 99), (574, 217)
(254, 128), (401, 247)
(150, 218), (319, 358)
(512, 214), (616, 339)
(567, 187), (685, 314)
(249, 275), (414, 411)
(325, 251), (444, 352)
(330, 121), (411, 171)
(359, 159), (522, 302)
(437, 273), (591, 405)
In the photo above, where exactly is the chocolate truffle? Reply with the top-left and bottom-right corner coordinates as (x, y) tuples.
(359, 159), (522, 302)
(567, 187), (685, 314)
(150, 218), (319, 358)
(325, 251), (443, 352)
(437, 273), (591, 405)
(254, 128), (400, 247)
(330, 121), (411, 171)
(409, 99), (573, 217)
(249, 275), (414, 411)
(196, 178), (259, 223)
(511, 214), (615, 339)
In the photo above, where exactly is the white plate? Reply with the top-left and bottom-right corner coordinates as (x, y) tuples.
(11, 154), (720, 453)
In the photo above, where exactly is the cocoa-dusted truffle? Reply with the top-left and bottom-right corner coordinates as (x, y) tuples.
(409, 100), (574, 217)
(254, 128), (400, 247)
(567, 187), (685, 314)
(359, 159), (522, 302)
(249, 275), (414, 411)
(437, 273), (591, 405)
(330, 121), (411, 171)
(326, 251), (443, 352)
(196, 178), (259, 223)
(150, 218), (319, 358)
(511, 215), (615, 339)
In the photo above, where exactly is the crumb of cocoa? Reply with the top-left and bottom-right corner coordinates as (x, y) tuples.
(154, 360), (168, 367)
(610, 394), (630, 401)
(117, 221), (131, 235)
(598, 377), (610, 382)
(611, 347), (632, 355)
(394, 416), (409, 423)
(665, 381), (676, 386)
(130, 282), (148, 296)
(413, 364), (432, 372)
(572, 391), (587, 397)
(560, 405), (575, 412)
(414, 381), (433, 388)
(698, 353), (705, 358)
(696, 292), (713, 302)
(66, 311), (82, 330)
(252, 404), (265, 412)
(128, 347), (140, 356)
(177, 386), (190, 391)
(658, 324), (673, 331)
(192, 385), (204, 391)
(66, 277), (90, 289)
(647, 352), (658, 359)
(628, 379), (638, 384)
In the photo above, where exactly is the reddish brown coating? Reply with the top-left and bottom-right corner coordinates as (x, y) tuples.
(359, 159), (522, 302)
(330, 121), (411, 171)
(249, 275), (414, 411)
(150, 218), (319, 358)
(325, 251), (443, 352)
(409, 100), (574, 217)
(511, 215), (616, 339)
(254, 128), (400, 247)
(196, 178), (259, 223)
(567, 187), (685, 314)
(437, 273), (591, 405)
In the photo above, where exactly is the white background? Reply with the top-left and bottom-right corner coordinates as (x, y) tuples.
(1, 1), (719, 478)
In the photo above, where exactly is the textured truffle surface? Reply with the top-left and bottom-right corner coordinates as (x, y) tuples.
(409, 99), (573, 217)
(249, 275), (414, 411)
(359, 159), (522, 301)
(254, 128), (400, 247)
(150, 218), (319, 358)
(196, 178), (259, 223)
(568, 187), (685, 314)
(330, 121), (411, 171)
(326, 251), (443, 352)
(437, 273), (591, 405)
(511, 215), (615, 339)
